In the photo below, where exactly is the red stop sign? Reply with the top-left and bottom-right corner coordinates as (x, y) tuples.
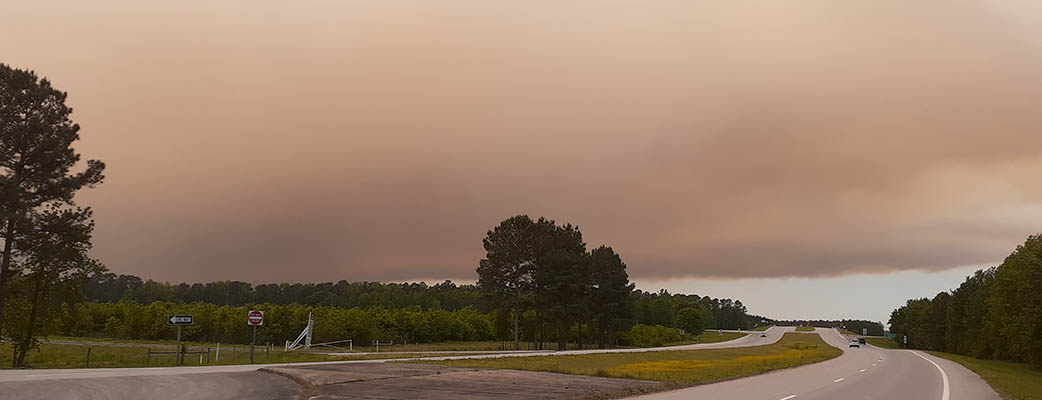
(247, 310), (264, 326)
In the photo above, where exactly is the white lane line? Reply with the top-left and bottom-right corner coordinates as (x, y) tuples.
(859, 368), (866, 373)
(913, 351), (951, 400)
(833, 378), (845, 383)
(872, 363), (877, 366)
(779, 396), (798, 400)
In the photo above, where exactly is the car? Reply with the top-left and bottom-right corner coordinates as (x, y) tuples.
(849, 339), (860, 348)
(858, 337), (867, 345)
(760, 333), (768, 337)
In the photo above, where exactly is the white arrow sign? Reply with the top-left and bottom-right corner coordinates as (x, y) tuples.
(168, 315), (194, 326)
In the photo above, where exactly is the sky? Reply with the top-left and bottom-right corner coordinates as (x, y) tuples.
(2, 1), (1041, 324)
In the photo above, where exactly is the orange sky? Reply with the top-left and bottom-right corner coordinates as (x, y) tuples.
(2, 1), (1041, 284)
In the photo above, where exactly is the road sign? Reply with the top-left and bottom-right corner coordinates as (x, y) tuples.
(168, 315), (193, 326)
(247, 310), (264, 326)
(862, 328), (868, 335)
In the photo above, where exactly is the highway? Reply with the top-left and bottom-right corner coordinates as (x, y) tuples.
(629, 327), (1001, 400)
(0, 327), (1001, 399)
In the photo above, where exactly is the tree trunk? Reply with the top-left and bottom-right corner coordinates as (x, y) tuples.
(577, 320), (584, 350)
(557, 325), (566, 351)
(513, 306), (519, 351)
(0, 218), (17, 338)
(14, 276), (43, 367)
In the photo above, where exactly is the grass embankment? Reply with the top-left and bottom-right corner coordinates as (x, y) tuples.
(418, 333), (841, 385)
(656, 331), (745, 347)
(0, 341), (478, 369)
(795, 327), (815, 332)
(928, 352), (1042, 400)
(865, 338), (901, 349)
(750, 326), (772, 331)
(837, 329), (858, 335)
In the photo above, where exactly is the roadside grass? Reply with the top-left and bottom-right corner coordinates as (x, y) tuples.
(416, 333), (841, 385)
(795, 327), (815, 332)
(750, 326), (772, 331)
(656, 332), (745, 347)
(0, 341), (478, 369)
(928, 352), (1042, 400)
(865, 338), (901, 349)
(838, 329), (858, 335)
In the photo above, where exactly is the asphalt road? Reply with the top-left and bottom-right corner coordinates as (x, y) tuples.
(0, 370), (299, 400)
(628, 327), (1001, 400)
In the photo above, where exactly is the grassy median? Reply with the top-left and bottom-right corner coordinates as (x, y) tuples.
(928, 352), (1042, 400)
(865, 338), (901, 349)
(417, 333), (841, 385)
(796, 327), (815, 332)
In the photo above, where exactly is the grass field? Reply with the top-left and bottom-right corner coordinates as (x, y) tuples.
(750, 326), (772, 331)
(796, 327), (816, 332)
(0, 341), (483, 369)
(417, 333), (841, 385)
(837, 329), (858, 335)
(865, 338), (901, 349)
(928, 352), (1042, 400)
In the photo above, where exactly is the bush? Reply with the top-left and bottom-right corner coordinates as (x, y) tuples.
(622, 324), (686, 347)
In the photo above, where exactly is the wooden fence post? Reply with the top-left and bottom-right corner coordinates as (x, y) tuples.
(86, 347), (92, 368)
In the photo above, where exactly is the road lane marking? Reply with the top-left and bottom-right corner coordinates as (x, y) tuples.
(859, 369), (866, 373)
(872, 363), (877, 366)
(833, 378), (845, 383)
(779, 396), (798, 400)
(913, 351), (951, 400)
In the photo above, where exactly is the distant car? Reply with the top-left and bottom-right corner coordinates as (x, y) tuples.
(760, 333), (767, 337)
(858, 337), (867, 345)
(849, 339), (860, 348)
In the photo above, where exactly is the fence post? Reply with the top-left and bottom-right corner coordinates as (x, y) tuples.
(266, 343), (270, 359)
(215, 343), (220, 362)
(146, 348), (151, 365)
(86, 347), (92, 368)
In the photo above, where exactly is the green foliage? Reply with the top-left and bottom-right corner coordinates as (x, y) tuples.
(0, 63), (105, 347)
(87, 276), (486, 311)
(672, 308), (704, 336)
(889, 234), (1042, 367)
(623, 324), (687, 347)
(52, 302), (493, 345)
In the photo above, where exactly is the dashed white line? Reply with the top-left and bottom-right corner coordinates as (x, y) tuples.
(872, 363), (877, 366)
(859, 368), (866, 373)
(779, 396), (798, 400)
(833, 378), (845, 383)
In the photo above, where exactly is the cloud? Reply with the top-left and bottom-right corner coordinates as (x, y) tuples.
(3, 0), (1040, 282)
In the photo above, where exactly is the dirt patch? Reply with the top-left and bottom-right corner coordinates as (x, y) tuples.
(262, 362), (660, 399)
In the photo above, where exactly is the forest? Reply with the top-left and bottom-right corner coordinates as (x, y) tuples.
(76, 272), (764, 347)
(888, 234), (1042, 367)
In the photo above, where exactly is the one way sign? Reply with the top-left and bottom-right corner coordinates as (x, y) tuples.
(168, 315), (194, 326)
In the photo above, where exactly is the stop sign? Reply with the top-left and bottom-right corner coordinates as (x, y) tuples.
(247, 310), (264, 326)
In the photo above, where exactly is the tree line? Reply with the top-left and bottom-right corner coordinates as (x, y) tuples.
(88, 275), (487, 311)
(888, 234), (1042, 367)
(476, 215), (763, 350)
(0, 64), (106, 367)
(773, 319), (885, 336)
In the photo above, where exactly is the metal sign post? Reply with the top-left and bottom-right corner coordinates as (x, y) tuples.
(247, 310), (264, 364)
(168, 315), (194, 365)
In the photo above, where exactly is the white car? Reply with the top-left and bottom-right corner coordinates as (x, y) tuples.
(849, 339), (860, 348)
